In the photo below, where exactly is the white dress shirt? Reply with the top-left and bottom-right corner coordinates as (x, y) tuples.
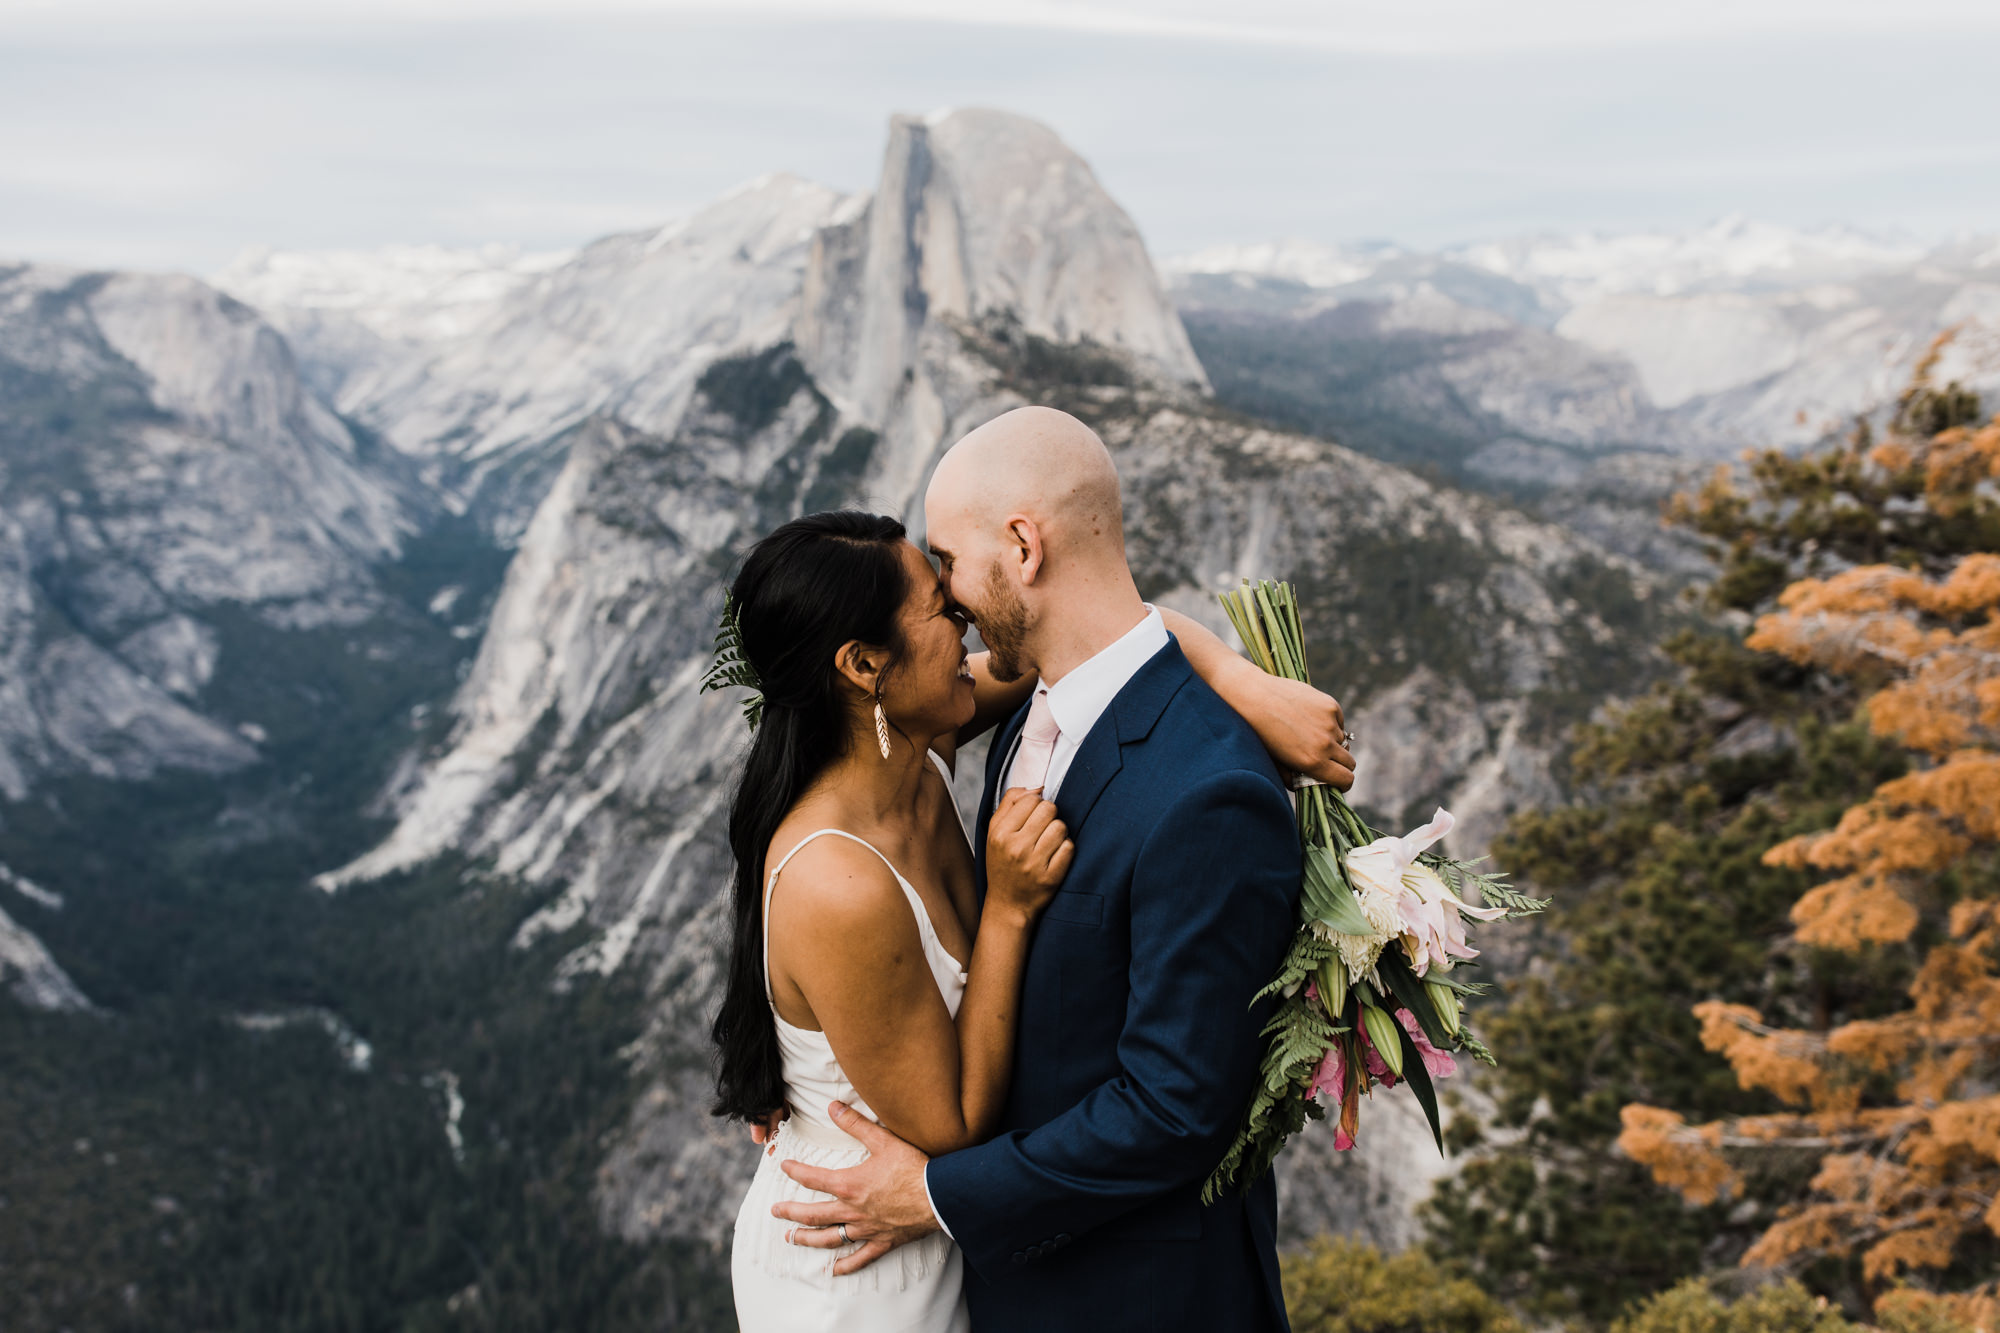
(927, 605), (1169, 1238)
(1001, 606), (1170, 799)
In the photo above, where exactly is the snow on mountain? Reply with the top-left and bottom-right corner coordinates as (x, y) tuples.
(213, 242), (571, 405)
(1451, 216), (1929, 303)
(1170, 219), (1942, 308)
(1168, 239), (1399, 290)
(217, 242), (573, 344)
(0, 860), (78, 1010)
(0, 862), (62, 912)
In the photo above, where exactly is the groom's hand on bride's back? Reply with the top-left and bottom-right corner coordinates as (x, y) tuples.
(773, 1101), (939, 1275)
(1250, 675), (1355, 791)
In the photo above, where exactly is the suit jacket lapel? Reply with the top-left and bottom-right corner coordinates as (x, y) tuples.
(1052, 639), (1193, 837)
(1052, 719), (1123, 835)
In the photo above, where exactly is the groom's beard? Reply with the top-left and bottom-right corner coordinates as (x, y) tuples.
(976, 565), (1031, 684)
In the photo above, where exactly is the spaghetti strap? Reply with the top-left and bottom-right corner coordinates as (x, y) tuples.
(762, 828), (942, 1003)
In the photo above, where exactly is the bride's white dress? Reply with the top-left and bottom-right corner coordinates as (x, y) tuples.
(731, 756), (972, 1333)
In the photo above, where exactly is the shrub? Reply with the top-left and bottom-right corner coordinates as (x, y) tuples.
(1283, 1237), (1522, 1333)
(1611, 1277), (1979, 1333)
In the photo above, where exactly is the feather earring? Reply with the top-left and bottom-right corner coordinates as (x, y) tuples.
(874, 699), (892, 760)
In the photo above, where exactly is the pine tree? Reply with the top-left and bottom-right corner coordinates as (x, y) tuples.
(1619, 396), (2000, 1328)
(1425, 338), (1993, 1323)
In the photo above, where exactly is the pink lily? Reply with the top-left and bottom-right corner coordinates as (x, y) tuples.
(1396, 1007), (1459, 1080)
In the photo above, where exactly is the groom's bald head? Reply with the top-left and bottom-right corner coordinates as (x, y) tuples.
(924, 407), (1140, 683)
(926, 406), (1125, 561)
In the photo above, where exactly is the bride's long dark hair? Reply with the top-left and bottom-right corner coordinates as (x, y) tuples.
(711, 510), (913, 1123)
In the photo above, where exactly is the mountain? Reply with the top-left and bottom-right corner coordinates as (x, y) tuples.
(0, 269), (559, 1328)
(223, 177), (862, 539)
(213, 242), (572, 405)
(1, 110), (1679, 1325)
(0, 264), (422, 801)
(0, 259), (473, 1094)
(289, 109), (1662, 1256)
(1168, 220), (2000, 499)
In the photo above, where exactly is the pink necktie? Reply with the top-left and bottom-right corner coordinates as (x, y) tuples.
(1011, 690), (1062, 791)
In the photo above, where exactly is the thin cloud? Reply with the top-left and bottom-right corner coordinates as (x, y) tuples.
(8, 0), (2000, 53)
(0, 11), (1994, 271)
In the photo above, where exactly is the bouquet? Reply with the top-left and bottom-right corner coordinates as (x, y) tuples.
(1203, 580), (1546, 1203)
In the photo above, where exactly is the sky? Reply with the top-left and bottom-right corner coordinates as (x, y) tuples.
(2, 0), (1997, 273)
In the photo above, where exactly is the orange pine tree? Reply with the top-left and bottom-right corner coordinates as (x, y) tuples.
(1620, 382), (2000, 1329)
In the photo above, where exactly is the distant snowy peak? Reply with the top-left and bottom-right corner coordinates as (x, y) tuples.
(1164, 238), (1400, 289)
(1168, 218), (1952, 306)
(1447, 217), (1932, 303)
(1169, 217), (2000, 450)
(216, 242), (573, 346)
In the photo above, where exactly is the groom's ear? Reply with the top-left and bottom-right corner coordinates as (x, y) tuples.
(1007, 516), (1045, 587)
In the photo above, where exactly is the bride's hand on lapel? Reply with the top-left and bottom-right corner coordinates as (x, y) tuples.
(985, 786), (1072, 927)
(773, 1101), (939, 1275)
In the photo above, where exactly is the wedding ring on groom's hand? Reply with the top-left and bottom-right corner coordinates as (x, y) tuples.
(839, 1224), (851, 1244)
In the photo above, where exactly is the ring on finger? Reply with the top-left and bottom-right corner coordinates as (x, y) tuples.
(839, 1223), (852, 1244)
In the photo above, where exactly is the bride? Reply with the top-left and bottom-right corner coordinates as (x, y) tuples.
(715, 510), (1348, 1332)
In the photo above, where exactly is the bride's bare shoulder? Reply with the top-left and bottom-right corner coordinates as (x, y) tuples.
(763, 828), (910, 931)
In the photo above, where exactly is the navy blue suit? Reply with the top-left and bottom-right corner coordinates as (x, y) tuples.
(926, 638), (1300, 1331)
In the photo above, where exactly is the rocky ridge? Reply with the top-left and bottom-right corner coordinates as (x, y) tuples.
(214, 242), (573, 405)
(1169, 221), (2000, 479)
(233, 176), (863, 540)
(0, 264), (420, 803)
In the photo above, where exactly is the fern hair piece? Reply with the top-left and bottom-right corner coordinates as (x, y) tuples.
(700, 592), (765, 730)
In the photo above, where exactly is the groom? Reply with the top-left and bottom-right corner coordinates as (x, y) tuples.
(773, 407), (1313, 1330)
